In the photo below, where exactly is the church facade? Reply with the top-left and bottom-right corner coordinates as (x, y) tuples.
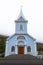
(5, 9), (37, 56)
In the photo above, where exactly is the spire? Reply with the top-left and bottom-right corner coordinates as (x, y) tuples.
(18, 7), (25, 21)
(15, 6), (28, 22)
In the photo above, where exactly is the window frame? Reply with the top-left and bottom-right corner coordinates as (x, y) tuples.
(27, 46), (31, 52)
(20, 24), (23, 30)
(11, 46), (15, 52)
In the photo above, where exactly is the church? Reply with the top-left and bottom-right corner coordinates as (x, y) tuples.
(5, 9), (37, 56)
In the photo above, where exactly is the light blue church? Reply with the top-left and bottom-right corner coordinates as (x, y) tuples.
(5, 9), (37, 56)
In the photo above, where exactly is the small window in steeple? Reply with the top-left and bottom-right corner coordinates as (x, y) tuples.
(20, 24), (23, 30)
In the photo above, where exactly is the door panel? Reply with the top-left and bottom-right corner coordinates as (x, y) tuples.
(18, 47), (24, 54)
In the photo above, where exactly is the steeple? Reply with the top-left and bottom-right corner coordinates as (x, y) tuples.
(17, 7), (27, 21)
(15, 7), (28, 34)
(15, 7), (28, 22)
(18, 7), (25, 19)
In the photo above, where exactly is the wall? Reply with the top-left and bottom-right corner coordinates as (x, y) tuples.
(5, 34), (37, 56)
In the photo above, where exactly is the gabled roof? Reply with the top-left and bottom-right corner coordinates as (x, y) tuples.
(15, 9), (27, 22)
(7, 34), (36, 41)
(18, 8), (25, 20)
(17, 16), (25, 21)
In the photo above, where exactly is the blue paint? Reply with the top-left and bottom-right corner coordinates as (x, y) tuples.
(5, 9), (37, 56)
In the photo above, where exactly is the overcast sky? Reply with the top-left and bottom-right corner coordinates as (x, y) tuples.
(0, 0), (43, 43)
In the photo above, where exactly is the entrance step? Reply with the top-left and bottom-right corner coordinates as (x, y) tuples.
(0, 55), (43, 64)
(4, 54), (39, 60)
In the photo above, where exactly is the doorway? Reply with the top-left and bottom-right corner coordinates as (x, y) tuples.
(18, 46), (24, 54)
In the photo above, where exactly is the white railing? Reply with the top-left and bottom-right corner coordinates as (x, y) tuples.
(38, 51), (43, 55)
(37, 51), (43, 59)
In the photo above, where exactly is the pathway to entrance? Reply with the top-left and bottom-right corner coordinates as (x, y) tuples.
(0, 55), (43, 65)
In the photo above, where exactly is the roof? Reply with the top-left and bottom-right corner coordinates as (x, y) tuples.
(0, 34), (8, 39)
(18, 8), (25, 19)
(15, 9), (28, 22)
(7, 34), (35, 41)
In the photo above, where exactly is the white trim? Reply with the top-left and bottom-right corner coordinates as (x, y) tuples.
(24, 46), (27, 54)
(15, 45), (27, 54)
(15, 45), (18, 54)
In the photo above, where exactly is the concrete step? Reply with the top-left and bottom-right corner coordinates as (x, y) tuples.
(4, 54), (39, 60)
(0, 54), (43, 64)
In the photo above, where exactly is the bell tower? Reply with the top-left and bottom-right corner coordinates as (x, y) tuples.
(15, 9), (28, 34)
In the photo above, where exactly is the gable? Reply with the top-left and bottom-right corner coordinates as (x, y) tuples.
(27, 34), (36, 41)
(7, 34), (35, 41)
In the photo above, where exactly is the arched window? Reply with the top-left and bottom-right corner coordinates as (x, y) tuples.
(11, 46), (15, 52)
(17, 35), (25, 40)
(18, 41), (24, 44)
(27, 46), (31, 52)
(20, 24), (23, 30)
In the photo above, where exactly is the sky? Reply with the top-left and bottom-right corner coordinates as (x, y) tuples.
(0, 0), (43, 43)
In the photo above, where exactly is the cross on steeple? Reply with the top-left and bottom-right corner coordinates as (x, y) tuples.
(18, 6), (25, 20)
(15, 6), (27, 22)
